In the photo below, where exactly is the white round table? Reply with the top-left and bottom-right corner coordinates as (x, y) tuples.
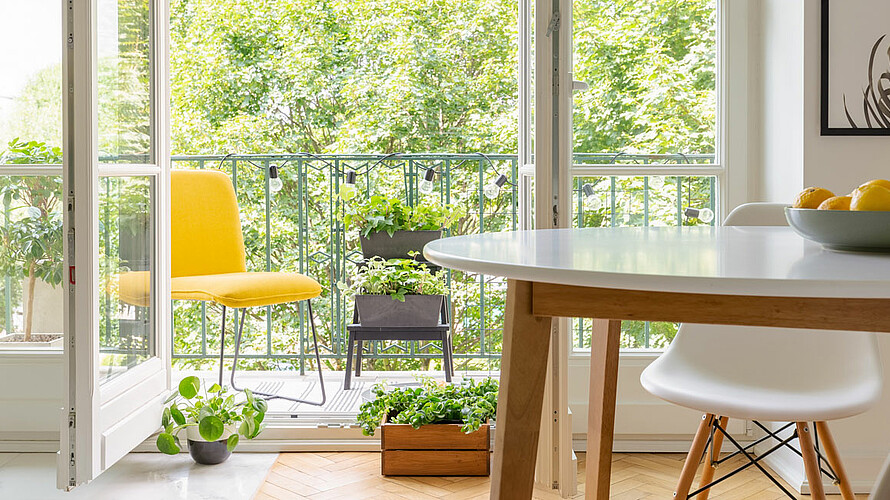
(424, 226), (890, 500)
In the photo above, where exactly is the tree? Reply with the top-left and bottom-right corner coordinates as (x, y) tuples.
(0, 140), (64, 341)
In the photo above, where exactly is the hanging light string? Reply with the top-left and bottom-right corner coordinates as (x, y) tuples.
(215, 151), (516, 199)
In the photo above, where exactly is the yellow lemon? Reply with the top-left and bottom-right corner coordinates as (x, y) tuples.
(859, 179), (890, 191)
(851, 184), (890, 211)
(817, 195), (851, 210)
(792, 187), (834, 209)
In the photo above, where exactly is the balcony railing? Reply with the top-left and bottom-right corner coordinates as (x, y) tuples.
(0, 153), (715, 367)
(164, 152), (716, 373)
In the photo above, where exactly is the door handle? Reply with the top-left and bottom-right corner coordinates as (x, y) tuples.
(572, 80), (589, 91)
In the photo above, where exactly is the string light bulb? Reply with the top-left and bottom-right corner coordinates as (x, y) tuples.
(648, 175), (665, 190)
(483, 174), (508, 200)
(419, 168), (436, 195)
(684, 207), (715, 223)
(339, 170), (358, 201)
(268, 165), (283, 193)
(581, 183), (603, 210)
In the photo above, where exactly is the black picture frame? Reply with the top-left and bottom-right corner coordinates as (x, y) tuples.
(821, 0), (890, 136)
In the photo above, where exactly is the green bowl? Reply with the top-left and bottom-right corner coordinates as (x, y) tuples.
(785, 207), (890, 252)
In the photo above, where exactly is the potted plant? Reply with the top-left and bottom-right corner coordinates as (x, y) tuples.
(339, 256), (447, 327)
(0, 139), (64, 348)
(344, 195), (464, 259)
(357, 377), (498, 476)
(156, 376), (267, 465)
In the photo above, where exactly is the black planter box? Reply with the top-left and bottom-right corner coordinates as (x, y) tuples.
(355, 294), (444, 327)
(360, 230), (442, 260)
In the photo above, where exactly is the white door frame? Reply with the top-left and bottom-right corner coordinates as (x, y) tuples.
(60, 0), (170, 488)
(524, 0), (575, 495)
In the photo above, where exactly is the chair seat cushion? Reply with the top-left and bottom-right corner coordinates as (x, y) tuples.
(172, 272), (322, 308)
(119, 271), (151, 307)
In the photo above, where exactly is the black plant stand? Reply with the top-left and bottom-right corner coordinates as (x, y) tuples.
(344, 289), (453, 391)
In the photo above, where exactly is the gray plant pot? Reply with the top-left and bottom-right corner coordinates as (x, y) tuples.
(359, 230), (442, 260)
(187, 439), (231, 465)
(355, 294), (444, 327)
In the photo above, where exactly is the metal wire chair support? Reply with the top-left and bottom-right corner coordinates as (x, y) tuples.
(685, 418), (839, 499)
(217, 302), (327, 406)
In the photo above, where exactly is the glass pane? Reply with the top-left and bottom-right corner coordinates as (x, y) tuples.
(0, 176), (64, 350)
(571, 175), (716, 350)
(0, 1), (63, 151)
(98, 0), (152, 163)
(99, 176), (155, 382)
(572, 0), (717, 161)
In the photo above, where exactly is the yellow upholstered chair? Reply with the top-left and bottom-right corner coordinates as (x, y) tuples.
(171, 169), (326, 405)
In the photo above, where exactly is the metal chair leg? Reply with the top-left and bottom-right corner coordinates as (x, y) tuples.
(355, 340), (363, 377)
(218, 305), (227, 387)
(229, 301), (327, 406)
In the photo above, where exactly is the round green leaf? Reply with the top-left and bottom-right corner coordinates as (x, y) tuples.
(226, 434), (239, 452)
(198, 415), (224, 442)
(156, 433), (180, 455)
(207, 383), (221, 393)
(178, 376), (201, 399)
(170, 407), (186, 426)
(253, 398), (268, 414)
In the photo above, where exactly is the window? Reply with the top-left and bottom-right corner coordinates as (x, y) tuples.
(570, 0), (719, 350)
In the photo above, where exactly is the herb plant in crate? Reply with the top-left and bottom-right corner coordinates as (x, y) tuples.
(344, 195), (464, 259)
(156, 376), (267, 465)
(357, 377), (498, 476)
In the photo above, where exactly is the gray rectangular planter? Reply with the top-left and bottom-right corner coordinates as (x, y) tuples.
(360, 230), (442, 260)
(354, 294), (444, 327)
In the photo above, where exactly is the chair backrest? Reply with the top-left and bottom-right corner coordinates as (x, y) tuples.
(723, 202), (788, 227)
(171, 170), (247, 278)
(668, 202), (881, 403)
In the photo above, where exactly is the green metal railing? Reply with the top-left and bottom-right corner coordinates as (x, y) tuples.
(165, 152), (715, 370)
(0, 152), (715, 368)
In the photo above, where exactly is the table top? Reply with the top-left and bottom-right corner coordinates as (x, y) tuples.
(423, 226), (890, 298)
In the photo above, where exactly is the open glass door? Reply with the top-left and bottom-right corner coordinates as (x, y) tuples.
(60, 0), (170, 488)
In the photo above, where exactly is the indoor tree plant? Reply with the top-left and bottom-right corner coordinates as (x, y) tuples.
(156, 376), (267, 465)
(357, 377), (498, 476)
(0, 139), (64, 346)
(344, 195), (464, 259)
(339, 256), (447, 327)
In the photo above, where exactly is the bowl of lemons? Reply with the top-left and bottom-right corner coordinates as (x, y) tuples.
(785, 179), (890, 252)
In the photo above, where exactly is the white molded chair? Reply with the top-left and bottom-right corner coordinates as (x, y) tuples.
(640, 203), (883, 499)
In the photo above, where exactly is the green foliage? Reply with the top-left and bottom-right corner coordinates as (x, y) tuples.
(339, 256), (447, 301)
(0, 140), (64, 340)
(168, 0), (519, 154)
(357, 377), (498, 436)
(344, 195), (464, 237)
(156, 376), (267, 455)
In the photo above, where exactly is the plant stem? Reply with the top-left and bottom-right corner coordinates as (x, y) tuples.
(24, 260), (36, 342)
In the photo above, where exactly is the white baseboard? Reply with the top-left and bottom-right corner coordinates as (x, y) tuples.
(0, 440), (59, 452)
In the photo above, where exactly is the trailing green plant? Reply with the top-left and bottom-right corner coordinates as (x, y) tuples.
(156, 376), (267, 455)
(357, 377), (498, 436)
(0, 139), (64, 341)
(338, 255), (447, 301)
(344, 195), (464, 237)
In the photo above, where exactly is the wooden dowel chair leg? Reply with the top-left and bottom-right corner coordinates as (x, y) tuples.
(814, 421), (855, 500)
(697, 416), (729, 500)
(676, 413), (715, 499)
(797, 422), (827, 500)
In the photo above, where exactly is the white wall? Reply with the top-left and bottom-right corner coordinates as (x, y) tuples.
(750, 0), (890, 493)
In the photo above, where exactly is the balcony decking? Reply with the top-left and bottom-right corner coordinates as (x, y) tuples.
(177, 370), (500, 418)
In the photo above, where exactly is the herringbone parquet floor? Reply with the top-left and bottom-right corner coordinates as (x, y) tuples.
(254, 452), (869, 499)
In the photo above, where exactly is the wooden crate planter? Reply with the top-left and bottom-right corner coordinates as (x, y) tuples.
(380, 417), (490, 476)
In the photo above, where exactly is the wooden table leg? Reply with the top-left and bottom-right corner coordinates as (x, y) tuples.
(585, 319), (621, 500)
(490, 280), (553, 499)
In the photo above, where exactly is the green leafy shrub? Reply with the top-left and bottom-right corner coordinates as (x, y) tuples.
(357, 377), (498, 436)
(156, 376), (268, 455)
(338, 256), (446, 301)
(0, 139), (64, 341)
(345, 195), (464, 237)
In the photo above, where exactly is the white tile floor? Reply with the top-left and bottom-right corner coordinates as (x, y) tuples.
(0, 452), (277, 499)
